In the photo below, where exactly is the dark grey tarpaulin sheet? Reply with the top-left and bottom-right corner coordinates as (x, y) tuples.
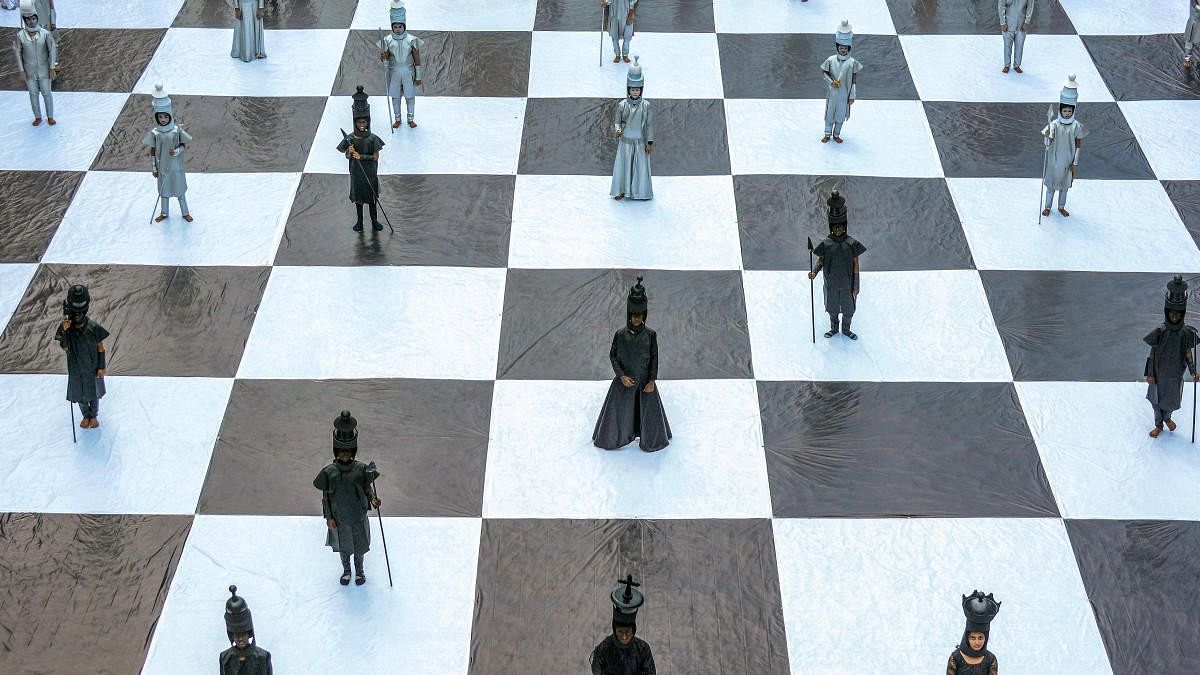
(469, 518), (789, 674)
(535, 0), (715, 33)
(1164, 180), (1200, 250)
(0, 28), (165, 92)
(1083, 34), (1200, 101)
(883, 0), (1077, 35)
(173, 0), (357, 29)
(0, 170), (83, 263)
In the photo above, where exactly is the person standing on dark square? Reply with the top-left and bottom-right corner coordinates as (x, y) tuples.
(313, 411), (381, 586)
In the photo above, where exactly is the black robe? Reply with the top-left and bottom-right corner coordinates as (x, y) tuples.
(590, 635), (656, 675)
(592, 325), (671, 452)
(813, 234), (866, 316)
(1144, 321), (1198, 412)
(946, 649), (997, 675)
(313, 460), (379, 555)
(219, 644), (273, 675)
(54, 317), (109, 403)
(337, 131), (384, 204)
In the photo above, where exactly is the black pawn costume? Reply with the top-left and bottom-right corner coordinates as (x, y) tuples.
(336, 86), (386, 232)
(590, 575), (656, 675)
(592, 277), (672, 452)
(219, 585), (273, 675)
(947, 590), (1000, 675)
(812, 190), (866, 339)
(1144, 276), (1198, 436)
(313, 411), (381, 585)
(53, 285), (109, 425)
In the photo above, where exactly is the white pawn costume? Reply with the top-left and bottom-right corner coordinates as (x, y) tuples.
(821, 20), (862, 143)
(13, 0), (58, 125)
(604, 0), (638, 63)
(379, 0), (424, 128)
(29, 0), (53, 29)
(230, 0), (267, 62)
(999, 0), (1035, 73)
(1185, 0), (1200, 69)
(610, 57), (654, 201)
(1040, 75), (1087, 217)
(142, 84), (193, 222)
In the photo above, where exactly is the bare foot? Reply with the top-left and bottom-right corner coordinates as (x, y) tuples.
(1041, 208), (1051, 217)
(833, 136), (843, 143)
(1014, 65), (1023, 73)
(1058, 207), (1070, 217)
(155, 214), (168, 222)
(1002, 66), (1010, 74)
(32, 118), (41, 126)
(47, 117), (56, 125)
(183, 215), (194, 222)
(1186, 59), (1194, 69)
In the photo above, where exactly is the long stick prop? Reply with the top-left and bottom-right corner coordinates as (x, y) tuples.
(339, 127), (395, 234)
(371, 479), (394, 587)
(599, 5), (608, 67)
(807, 236), (816, 343)
(379, 28), (396, 134)
(1192, 343), (1197, 443)
(70, 402), (76, 443)
(1038, 104), (1054, 225)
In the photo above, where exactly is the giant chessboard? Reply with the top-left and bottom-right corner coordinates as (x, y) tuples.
(2, 1), (1199, 673)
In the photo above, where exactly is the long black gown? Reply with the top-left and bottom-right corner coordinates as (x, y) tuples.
(590, 635), (656, 675)
(946, 649), (997, 675)
(592, 324), (671, 452)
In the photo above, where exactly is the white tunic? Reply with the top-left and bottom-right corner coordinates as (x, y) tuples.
(999, 0), (1035, 29)
(821, 55), (861, 126)
(1041, 118), (1088, 192)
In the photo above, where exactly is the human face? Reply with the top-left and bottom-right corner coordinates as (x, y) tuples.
(336, 449), (354, 464)
(967, 632), (986, 651)
(155, 113), (171, 126)
(355, 118), (369, 132)
(832, 223), (847, 237)
(628, 87), (642, 100)
(614, 626), (634, 645)
(392, 22), (405, 34)
(629, 313), (644, 327)
(836, 44), (850, 56)
(1169, 310), (1184, 324)
(1061, 106), (1075, 119)
(233, 632), (251, 649)
(23, 15), (38, 29)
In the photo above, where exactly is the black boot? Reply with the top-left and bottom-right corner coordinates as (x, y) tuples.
(842, 315), (857, 340)
(823, 315), (839, 339)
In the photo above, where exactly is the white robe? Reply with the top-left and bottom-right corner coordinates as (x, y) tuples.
(142, 124), (192, 198)
(610, 97), (654, 200)
(231, 0), (267, 62)
(1041, 118), (1088, 192)
(1186, 3), (1200, 52)
(822, 55), (861, 128)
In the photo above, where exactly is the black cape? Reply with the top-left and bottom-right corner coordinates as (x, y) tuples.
(592, 325), (671, 452)
(337, 132), (384, 204)
(313, 460), (379, 555)
(219, 644), (273, 675)
(1144, 322), (1198, 411)
(590, 635), (656, 675)
(54, 317), (109, 402)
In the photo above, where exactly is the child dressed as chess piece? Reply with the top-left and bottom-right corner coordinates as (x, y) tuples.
(808, 190), (867, 340)
(1144, 276), (1199, 438)
(1185, 0), (1200, 69)
(379, 0), (424, 128)
(948, 591), (1001, 675)
(143, 84), (193, 223)
(999, 0), (1035, 74)
(220, 586), (273, 675)
(601, 0), (638, 64)
(593, 277), (672, 452)
(1040, 75), (1087, 218)
(54, 285), (108, 430)
(336, 87), (386, 232)
(820, 20), (861, 144)
(610, 57), (654, 201)
(230, 0), (267, 62)
(313, 411), (382, 586)
(590, 575), (656, 675)
(13, 0), (58, 126)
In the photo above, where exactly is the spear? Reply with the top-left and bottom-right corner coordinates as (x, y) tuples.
(367, 462), (394, 587)
(1038, 103), (1055, 225)
(339, 126), (395, 234)
(807, 237), (816, 343)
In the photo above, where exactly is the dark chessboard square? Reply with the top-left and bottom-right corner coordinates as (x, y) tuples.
(980, 270), (1192, 382)
(519, 97), (730, 176)
(276, 173), (514, 267)
(760, 381), (1058, 518)
(718, 33), (918, 100)
(885, 0), (1076, 35)
(535, 0), (715, 32)
(1083, 34), (1200, 101)
(199, 379), (491, 517)
(0, 28), (164, 93)
(925, 101), (1155, 180)
(0, 512), (191, 675)
(173, 0), (358, 29)
(734, 175), (974, 271)
(335, 30), (531, 98)
(1163, 180), (1200, 251)
(470, 518), (789, 674)
(0, 263), (270, 377)
(1066, 519), (1200, 674)
(498, 268), (753, 380)
(91, 94), (326, 173)
(0, 170), (84, 262)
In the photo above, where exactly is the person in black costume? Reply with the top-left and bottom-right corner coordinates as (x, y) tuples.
(592, 276), (671, 452)
(808, 189), (866, 339)
(219, 585), (273, 675)
(947, 590), (1000, 675)
(590, 575), (656, 675)
(54, 284), (108, 429)
(1144, 275), (1199, 438)
(336, 86), (385, 232)
(313, 411), (381, 586)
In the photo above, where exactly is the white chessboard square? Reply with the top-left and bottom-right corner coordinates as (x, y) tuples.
(1120, 100), (1200, 181)
(949, 178), (1200, 272)
(0, 374), (232, 515)
(43, 171), (299, 267)
(0, 0), (186, 29)
(1059, 0), (1192, 35)
(1017, 381), (1200, 521)
(0, 91), (129, 171)
(142, 515), (481, 675)
(713, 0), (897, 35)
(0, 263), (36, 332)
(507, 175), (742, 270)
(483, 379), (772, 519)
(744, 269), (1013, 382)
(304, 95), (527, 175)
(351, 0), (538, 31)
(900, 34), (1114, 103)
(134, 28), (349, 98)
(724, 99), (944, 177)
(529, 31), (724, 99)
(773, 518), (1113, 674)
(237, 266), (506, 380)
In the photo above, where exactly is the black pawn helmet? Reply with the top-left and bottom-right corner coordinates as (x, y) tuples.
(827, 189), (848, 232)
(626, 276), (648, 316)
(333, 410), (358, 455)
(1165, 275), (1189, 319)
(65, 284), (90, 315)
(351, 86), (371, 126)
(610, 574), (645, 633)
(224, 585), (255, 642)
